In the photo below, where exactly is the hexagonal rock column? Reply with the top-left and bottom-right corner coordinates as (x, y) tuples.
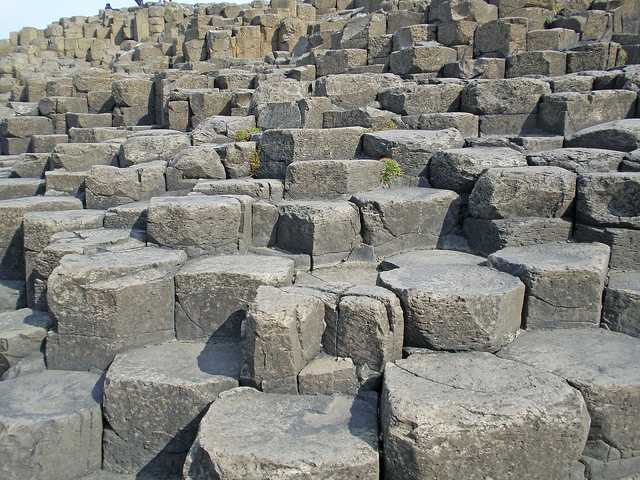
(46, 247), (187, 371)
(603, 270), (640, 338)
(0, 371), (103, 480)
(0, 308), (50, 376)
(468, 166), (577, 219)
(576, 172), (640, 229)
(31, 228), (146, 312)
(103, 341), (241, 478)
(488, 242), (610, 329)
(327, 285), (404, 375)
(147, 195), (251, 257)
(428, 147), (526, 193)
(276, 200), (362, 266)
(242, 286), (325, 393)
(498, 329), (640, 475)
(175, 254), (295, 340)
(378, 264), (524, 351)
(350, 187), (461, 257)
(381, 353), (590, 480)
(183, 388), (379, 480)
(0, 196), (82, 280)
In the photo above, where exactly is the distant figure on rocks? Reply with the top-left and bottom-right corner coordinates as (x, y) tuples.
(105, 3), (112, 9)
(135, 0), (144, 6)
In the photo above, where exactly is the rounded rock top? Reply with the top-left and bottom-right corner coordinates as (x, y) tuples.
(378, 264), (523, 295)
(499, 328), (640, 387)
(178, 254), (295, 277)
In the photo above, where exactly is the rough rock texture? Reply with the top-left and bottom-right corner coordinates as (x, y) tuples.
(174, 254), (295, 340)
(0, 308), (50, 375)
(103, 341), (241, 477)
(184, 388), (379, 480)
(382, 353), (590, 480)
(489, 242), (610, 329)
(378, 264), (525, 351)
(0, 371), (103, 480)
(499, 329), (640, 462)
(46, 247), (186, 371)
(603, 270), (640, 338)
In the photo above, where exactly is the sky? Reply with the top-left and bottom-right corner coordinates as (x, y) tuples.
(0, 0), (220, 39)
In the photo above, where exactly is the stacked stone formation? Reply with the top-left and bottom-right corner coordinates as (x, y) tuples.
(0, 0), (639, 479)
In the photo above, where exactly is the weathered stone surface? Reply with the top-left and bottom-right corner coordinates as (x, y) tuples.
(401, 112), (479, 137)
(0, 371), (103, 480)
(175, 254), (294, 340)
(378, 264), (524, 351)
(603, 270), (640, 338)
(468, 166), (577, 219)
(499, 328), (640, 460)
(382, 352), (590, 480)
(285, 159), (383, 199)
(527, 148), (626, 173)
(242, 286), (325, 393)
(259, 128), (365, 178)
(103, 341), (240, 477)
(85, 161), (166, 209)
(166, 145), (225, 190)
(0, 279), (25, 312)
(46, 247), (187, 371)
(119, 132), (191, 166)
(350, 188), (461, 256)
(51, 143), (120, 172)
(103, 201), (149, 230)
(464, 217), (573, 256)
(428, 147), (527, 193)
(575, 224), (640, 271)
(380, 249), (485, 271)
(489, 242), (610, 329)
(276, 200), (361, 265)
(0, 308), (49, 376)
(31, 228), (145, 311)
(576, 173), (640, 229)
(185, 388), (379, 478)
(0, 178), (44, 199)
(389, 43), (457, 75)
(147, 196), (247, 257)
(362, 128), (465, 178)
(297, 355), (359, 395)
(0, 196), (83, 280)
(462, 78), (551, 115)
(566, 119), (640, 152)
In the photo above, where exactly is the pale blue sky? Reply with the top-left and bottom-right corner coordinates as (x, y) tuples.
(0, 0), (222, 39)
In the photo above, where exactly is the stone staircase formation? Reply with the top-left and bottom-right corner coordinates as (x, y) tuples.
(1, 0), (640, 478)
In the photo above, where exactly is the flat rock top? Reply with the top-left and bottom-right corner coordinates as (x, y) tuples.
(296, 262), (379, 288)
(0, 308), (50, 334)
(608, 270), (640, 291)
(0, 195), (82, 210)
(498, 329), (640, 387)
(489, 241), (610, 272)
(149, 195), (240, 207)
(365, 128), (460, 142)
(24, 209), (105, 224)
(351, 187), (458, 203)
(197, 389), (378, 468)
(440, 146), (525, 160)
(178, 254), (295, 277)
(378, 264), (523, 295)
(0, 370), (101, 422)
(387, 352), (585, 418)
(58, 246), (186, 274)
(107, 341), (240, 386)
(46, 228), (145, 254)
(380, 249), (485, 270)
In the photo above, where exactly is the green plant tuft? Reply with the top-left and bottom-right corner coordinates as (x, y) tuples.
(618, 48), (628, 66)
(381, 158), (403, 186)
(234, 127), (262, 142)
(249, 151), (261, 177)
